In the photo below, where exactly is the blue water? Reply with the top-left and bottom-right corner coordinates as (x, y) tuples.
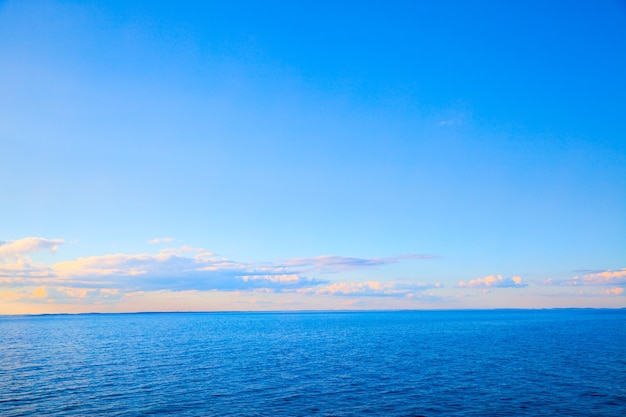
(1, 310), (625, 416)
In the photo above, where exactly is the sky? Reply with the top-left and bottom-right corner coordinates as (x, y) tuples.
(1, 0), (625, 314)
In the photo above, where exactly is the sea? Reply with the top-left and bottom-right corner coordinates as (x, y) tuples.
(1, 309), (624, 416)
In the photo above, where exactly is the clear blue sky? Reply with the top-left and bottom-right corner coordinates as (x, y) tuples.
(1, 0), (625, 313)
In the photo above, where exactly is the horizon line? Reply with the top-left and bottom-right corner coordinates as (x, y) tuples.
(2, 307), (624, 317)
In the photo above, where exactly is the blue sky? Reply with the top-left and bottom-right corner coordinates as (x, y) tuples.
(1, 0), (625, 313)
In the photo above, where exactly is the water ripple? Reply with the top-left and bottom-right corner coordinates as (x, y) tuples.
(1, 310), (625, 416)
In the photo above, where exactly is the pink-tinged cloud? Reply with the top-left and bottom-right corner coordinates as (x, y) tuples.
(458, 275), (526, 288)
(0, 238), (64, 261)
(48, 252), (323, 292)
(0, 240), (323, 293)
(603, 287), (624, 295)
(544, 268), (626, 287)
(0, 286), (48, 301)
(55, 286), (94, 298)
(147, 237), (176, 244)
(1, 237), (444, 306)
(582, 269), (626, 285)
(0, 258), (55, 279)
(283, 254), (436, 273)
(302, 281), (442, 297)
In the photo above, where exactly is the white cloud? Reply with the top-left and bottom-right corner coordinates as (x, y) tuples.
(458, 275), (526, 289)
(0, 237), (63, 261)
(0, 286), (48, 302)
(0, 258), (54, 279)
(0, 239), (322, 293)
(0, 237), (444, 306)
(544, 269), (626, 287)
(301, 280), (442, 297)
(147, 237), (176, 244)
(159, 246), (210, 255)
(283, 254), (436, 273)
(56, 286), (94, 298)
(48, 252), (322, 292)
(582, 269), (626, 285)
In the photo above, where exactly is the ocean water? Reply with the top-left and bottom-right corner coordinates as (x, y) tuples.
(1, 310), (625, 416)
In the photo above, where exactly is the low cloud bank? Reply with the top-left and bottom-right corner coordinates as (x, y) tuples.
(0, 237), (440, 303)
(544, 268), (626, 290)
(284, 254), (436, 273)
(458, 275), (526, 289)
(301, 281), (442, 297)
(0, 238), (64, 262)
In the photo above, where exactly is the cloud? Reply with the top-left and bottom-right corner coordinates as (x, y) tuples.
(32, 286), (48, 298)
(0, 258), (55, 279)
(283, 254), (436, 273)
(47, 252), (323, 292)
(301, 281), (442, 297)
(1, 237), (443, 306)
(0, 286), (48, 302)
(458, 275), (526, 289)
(159, 246), (210, 255)
(536, 286), (625, 298)
(0, 238), (64, 261)
(544, 268), (626, 287)
(0, 239), (60, 284)
(572, 269), (605, 274)
(0, 239), (322, 293)
(56, 286), (95, 298)
(581, 269), (626, 285)
(147, 237), (176, 244)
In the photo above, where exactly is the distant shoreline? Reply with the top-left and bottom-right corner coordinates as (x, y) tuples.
(2, 307), (624, 317)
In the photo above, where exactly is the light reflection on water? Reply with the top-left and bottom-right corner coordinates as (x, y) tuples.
(1, 310), (625, 416)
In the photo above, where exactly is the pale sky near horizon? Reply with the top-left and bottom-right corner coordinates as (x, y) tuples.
(1, 0), (625, 314)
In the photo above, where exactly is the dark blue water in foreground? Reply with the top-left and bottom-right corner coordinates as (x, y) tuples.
(1, 310), (625, 416)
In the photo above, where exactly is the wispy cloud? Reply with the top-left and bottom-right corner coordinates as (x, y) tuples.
(302, 280), (442, 297)
(1, 237), (440, 305)
(580, 269), (626, 285)
(458, 275), (526, 289)
(283, 254), (436, 273)
(4, 251), (322, 292)
(0, 238), (64, 261)
(0, 286), (48, 302)
(544, 268), (626, 287)
(147, 237), (176, 244)
(537, 287), (625, 298)
(572, 269), (605, 274)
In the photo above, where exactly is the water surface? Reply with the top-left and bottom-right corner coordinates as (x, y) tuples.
(1, 309), (625, 416)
